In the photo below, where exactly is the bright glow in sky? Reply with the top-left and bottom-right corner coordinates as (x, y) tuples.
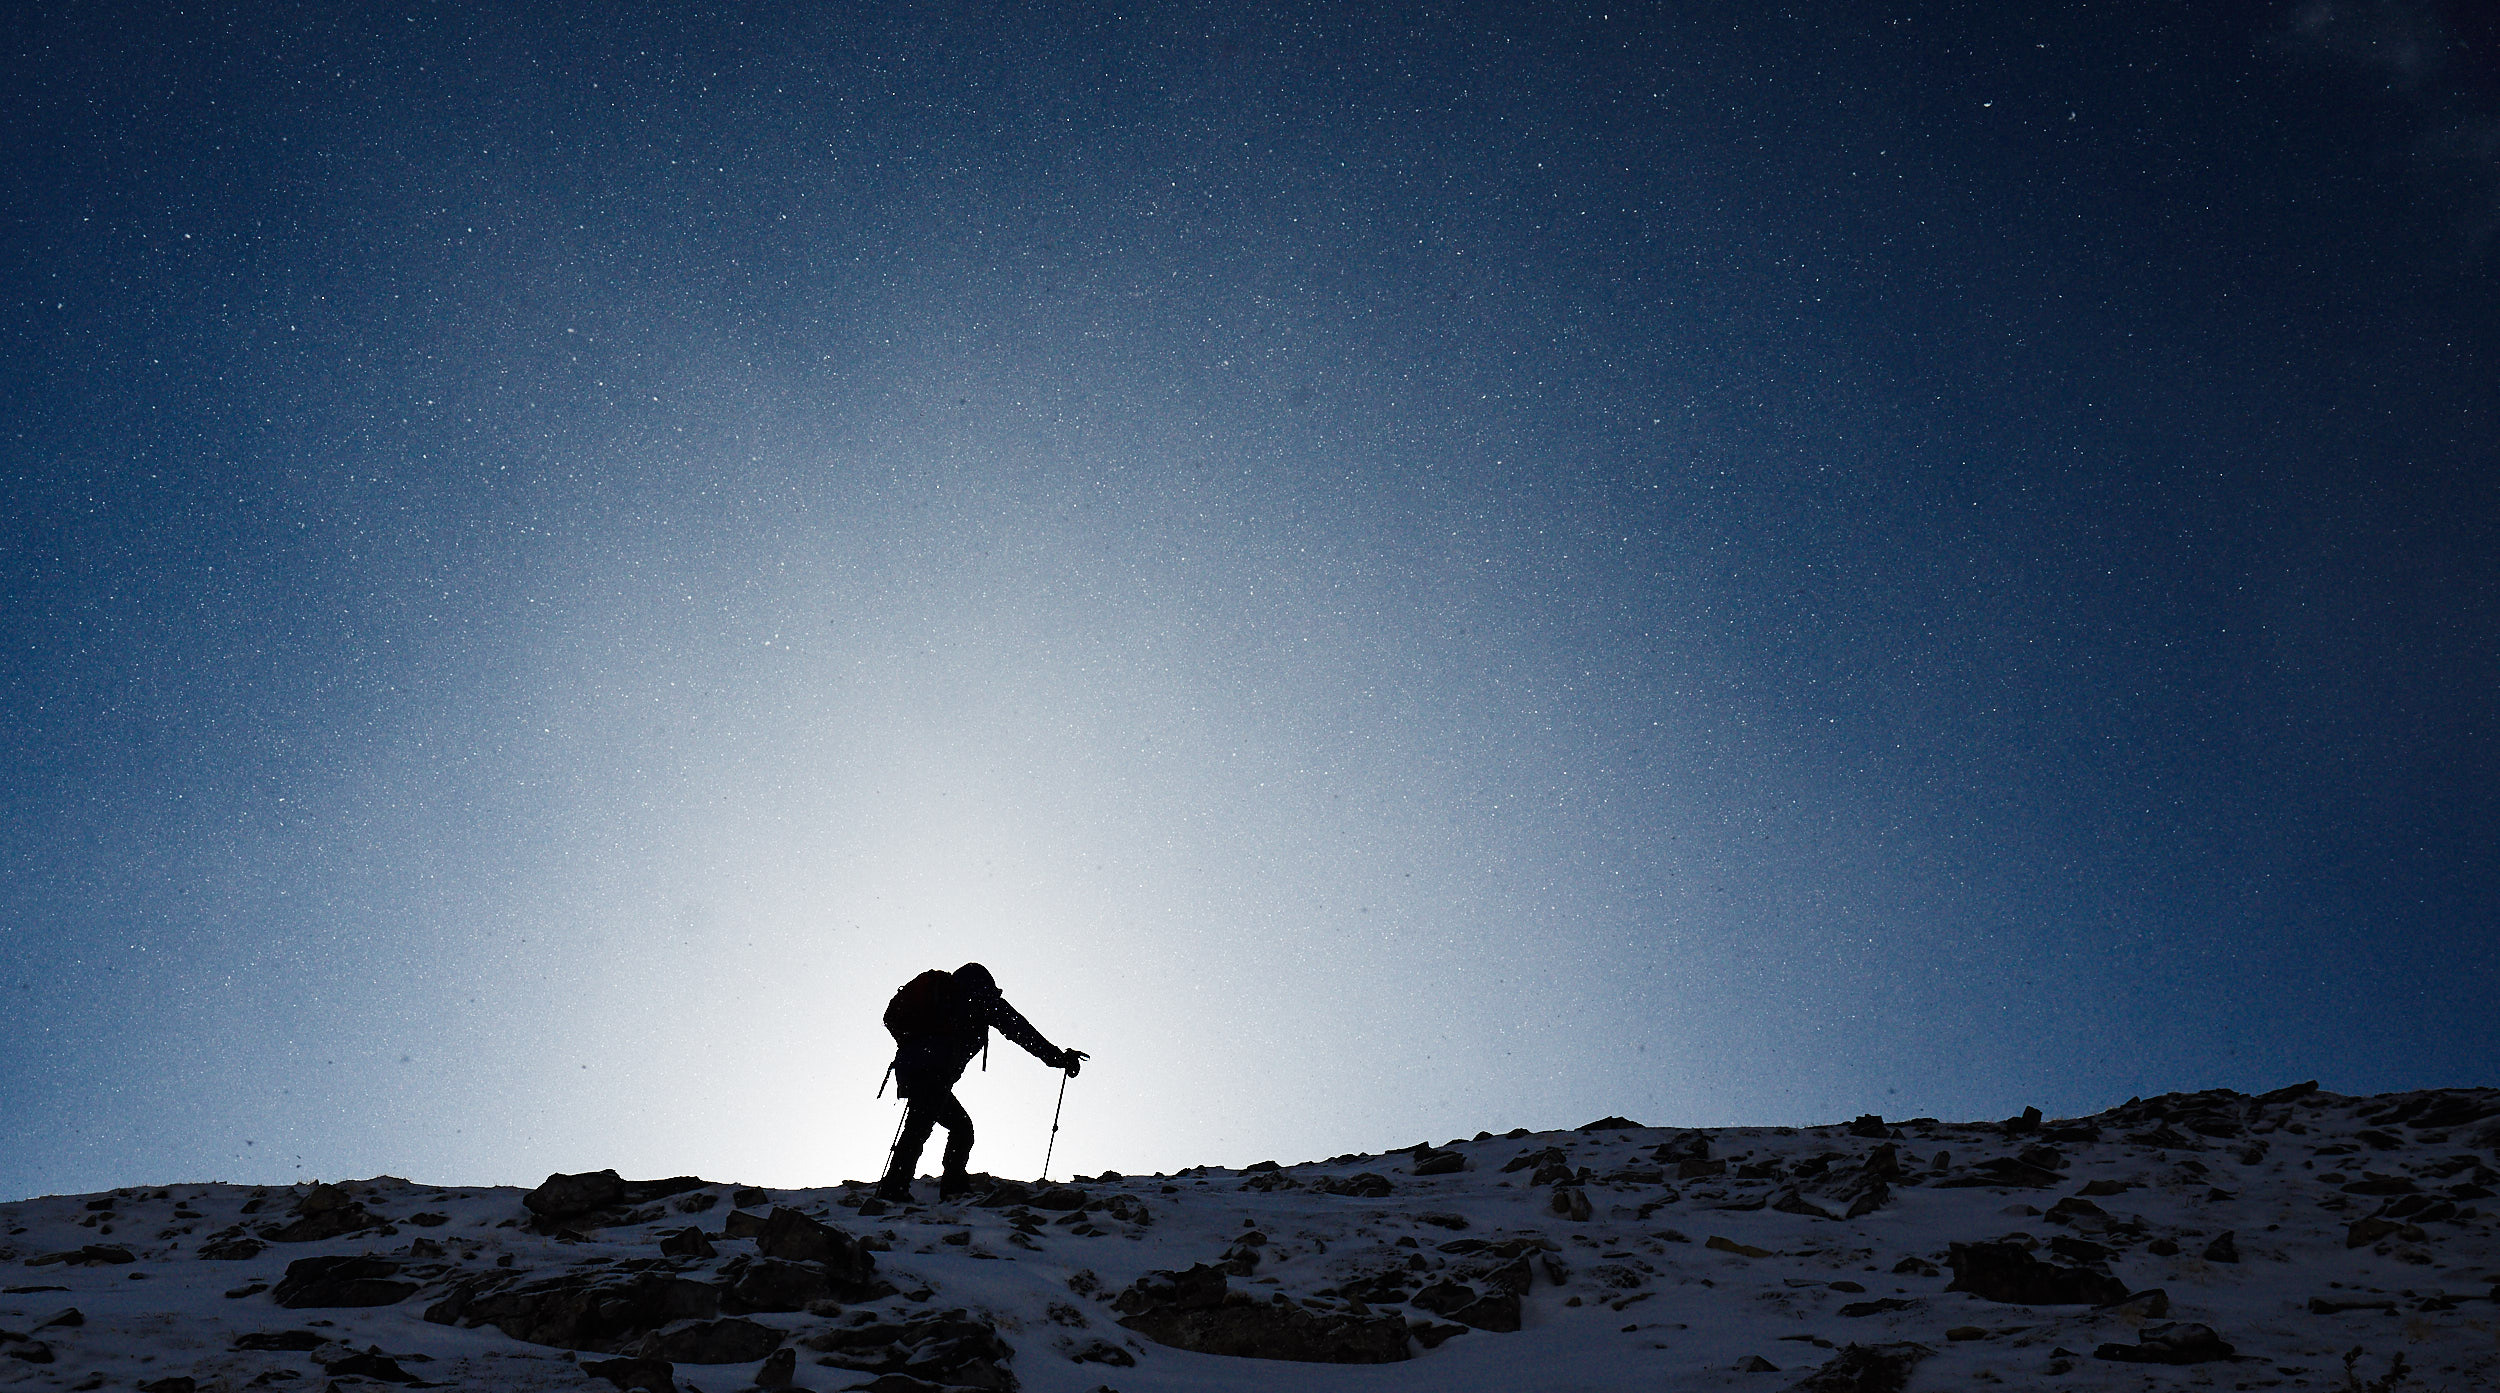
(5, 1), (2496, 1201)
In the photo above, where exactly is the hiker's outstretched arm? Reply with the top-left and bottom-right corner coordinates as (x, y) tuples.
(985, 995), (1063, 1065)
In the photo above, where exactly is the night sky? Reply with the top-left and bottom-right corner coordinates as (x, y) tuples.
(5, 1), (2497, 1202)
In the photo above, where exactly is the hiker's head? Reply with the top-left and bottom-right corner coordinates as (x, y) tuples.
(954, 962), (997, 997)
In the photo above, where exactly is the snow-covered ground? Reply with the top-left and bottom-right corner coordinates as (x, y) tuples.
(3, 1083), (2494, 1392)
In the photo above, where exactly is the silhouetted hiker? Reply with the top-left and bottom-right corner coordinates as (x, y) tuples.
(878, 961), (1086, 1202)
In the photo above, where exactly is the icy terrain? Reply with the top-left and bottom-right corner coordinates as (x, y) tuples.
(3, 1083), (2495, 1392)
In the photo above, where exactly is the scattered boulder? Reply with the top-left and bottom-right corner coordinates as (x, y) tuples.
(1785, 1341), (1934, 1392)
(754, 1345), (797, 1386)
(259, 1184), (384, 1242)
(198, 1235), (265, 1261)
(1315, 1173), (1394, 1199)
(1579, 1116), (1643, 1131)
(25, 1245), (135, 1267)
(1411, 1150), (1466, 1176)
(1849, 1115), (1891, 1139)
(1029, 1187), (1090, 1211)
(582, 1355), (675, 1392)
(522, 1170), (627, 1221)
(659, 1227), (716, 1259)
(1944, 1242), (2129, 1306)
(2202, 1230), (2240, 1263)
(723, 1209), (769, 1239)
(1112, 1264), (1409, 1363)
(319, 1349), (423, 1384)
(640, 1317), (782, 1364)
(425, 1267), (720, 1353)
(270, 1255), (418, 1309)
(2094, 1322), (2236, 1365)
(232, 1331), (327, 1352)
(801, 1308), (1019, 1389)
(727, 1258), (834, 1312)
(754, 1207), (878, 1296)
(1411, 1278), (1522, 1332)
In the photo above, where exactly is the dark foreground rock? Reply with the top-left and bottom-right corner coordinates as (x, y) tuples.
(1113, 1264), (1410, 1363)
(425, 1267), (719, 1354)
(1786, 1341), (1935, 1392)
(640, 1317), (781, 1363)
(800, 1309), (1017, 1390)
(270, 1255), (417, 1309)
(2095, 1322), (2237, 1365)
(522, 1170), (714, 1224)
(753, 1207), (881, 1296)
(1944, 1242), (2130, 1305)
(583, 1355), (675, 1392)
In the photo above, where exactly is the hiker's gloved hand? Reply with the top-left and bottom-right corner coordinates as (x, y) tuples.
(1059, 1049), (1088, 1077)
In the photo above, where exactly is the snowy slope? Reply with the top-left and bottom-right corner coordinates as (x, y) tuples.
(3, 1083), (2494, 1392)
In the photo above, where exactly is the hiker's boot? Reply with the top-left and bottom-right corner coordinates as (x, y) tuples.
(937, 1170), (975, 1202)
(875, 1175), (913, 1204)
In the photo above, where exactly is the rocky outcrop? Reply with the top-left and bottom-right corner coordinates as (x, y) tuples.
(522, 1171), (713, 1225)
(800, 1309), (1017, 1390)
(2094, 1322), (2236, 1365)
(257, 1184), (385, 1243)
(640, 1318), (781, 1364)
(1944, 1242), (2129, 1306)
(752, 1207), (879, 1296)
(424, 1267), (720, 1354)
(1785, 1341), (1934, 1392)
(270, 1255), (418, 1309)
(1111, 1264), (1409, 1363)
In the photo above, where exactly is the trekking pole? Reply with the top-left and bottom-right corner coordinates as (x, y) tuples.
(881, 1104), (908, 1184)
(1040, 1070), (1070, 1182)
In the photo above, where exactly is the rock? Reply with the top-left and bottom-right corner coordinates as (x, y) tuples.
(1848, 1115), (1890, 1139)
(1069, 1339), (1135, 1365)
(2307, 1296), (2397, 1314)
(1678, 1158), (1728, 1180)
(2202, 1230), (2239, 1263)
(232, 1330), (327, 1351)
(32, 1309), (80, 1331)
(425, 1267), (721, 1353)
(754, 1207), (879, 1296)
(582, 1355), (676, 1392)
(1411, 1150), (1466, 1176)
(640, 1317), (782, 1364)
(2047, 1236), (2110, 1266)
(132, 1379), (190, 1392)
(26, 1245), (136, 1267)
(753, 1345), (796, 1387)
(2093, 1321), (2235, 1365)
(1411, 1279), (1522, 1332)
(2146, 1237), (2180, 1256)
(723, 1209), (770, 1239)
(1030, 1186), (1090, 1211)
(1944, 1242), (2129, 1306)
(1706, 1236), (1775, 1259)
(729, 1258), (834, 1312)
(2043, 1196), (2110, 1229)
(800, 1308), (1020, 1388)
(1843, 1182), (1891, 1220)
(270, 1255), (418, 1309)
(1838, 1298), (1918, 1317)
(524, 1170), (627, 1221)
(732, 1187), (771, 1208)
(2100, 1289), (2170, 1319)
(198, 1236), (265, 1261)
(1890, 1256), (1938, 1276)
(1315, 1173), (1393, 1198)
(2003, 1106), (2043, 1135)
(1935, 1157), (2064, 1189)
(1738, 1353), (1781, 1371)
(1785, 1341), (1934, 1392)
(1579, 1115), (1643, 1131)
(4, 1339), (54, 1364)
(2255, 1080), (2319, 1103)
(1501, 1147), (1562, 1174)
(1550, 1185), (1593, 1221)
(1946, 1326), (1986, 1341)
(660, 1227), (717, 1259)
(2075, 1179), (2132, 1197)
(2345, 1217), (2428, 1248)
(1111, 1265), (1409, 1363)
(1409, 1321), (1467, 1349)
(319, 1350), (423, 1384)
(1773, 1189), (1837, 1220)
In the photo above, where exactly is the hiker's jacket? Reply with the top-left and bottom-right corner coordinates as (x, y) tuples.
(893, 988), (1062, 1096)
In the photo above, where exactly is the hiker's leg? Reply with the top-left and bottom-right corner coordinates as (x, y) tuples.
(883, 1098), (939, 1194)
(932, 1090), (976, 1179)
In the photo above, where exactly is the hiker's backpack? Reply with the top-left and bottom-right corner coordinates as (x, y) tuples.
(885, 969), (975, 1041)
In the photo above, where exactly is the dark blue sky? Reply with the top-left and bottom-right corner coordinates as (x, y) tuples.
(4, 1), (2496, 1200)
